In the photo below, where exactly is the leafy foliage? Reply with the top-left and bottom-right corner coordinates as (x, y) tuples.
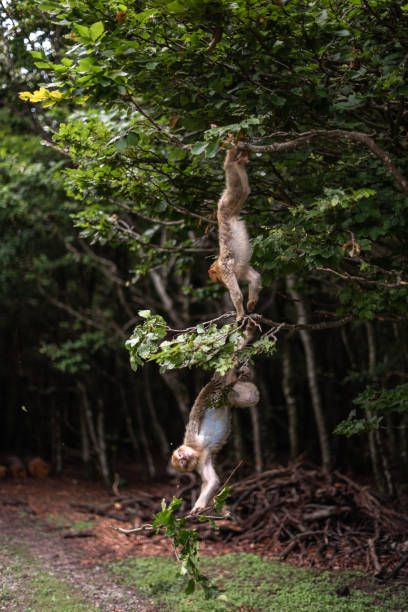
(126, 311), (276, 374)
(335, 384), (408, 437)
(151, 489), (231, 598)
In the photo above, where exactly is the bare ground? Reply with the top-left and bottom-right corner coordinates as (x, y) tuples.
(0, 468), (407, 611)
(0, 475), (170, 612)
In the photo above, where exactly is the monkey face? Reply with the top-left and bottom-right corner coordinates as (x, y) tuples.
(237, 150), (249, 164)
(208, 261), (224, 285)
(171, 445), (198, 472)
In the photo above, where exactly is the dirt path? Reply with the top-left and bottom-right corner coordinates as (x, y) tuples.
(0, 508), (157, 612)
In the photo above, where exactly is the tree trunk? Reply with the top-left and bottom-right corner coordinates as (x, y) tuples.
(286, 275), (330, 473)
(282, 338), (299, 460)
(249, 404), (263, 473)
(78, 382), (110, 486)
(365, 322), (395, 496)
(340, 326), (357, 370)
(117, 384), (139, 455)
(51, 399), (63, 475)
(144, 368), (169, 458)
(79, 402), (90, 466)
(399, 414), (408, 477)
(96, 399), (110, 487)
(135, 400), (155, 478)
(161, 370), (190, 422)
(231, 410), (246, 463)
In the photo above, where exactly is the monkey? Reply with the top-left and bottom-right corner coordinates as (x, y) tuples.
(208, 145), (261, 320)
(171, 369), (260, 514)
(171, 373), (230, 514)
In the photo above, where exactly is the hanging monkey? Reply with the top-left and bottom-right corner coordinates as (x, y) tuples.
(208, 145), (261, 320)
(171, 369), (260, 514)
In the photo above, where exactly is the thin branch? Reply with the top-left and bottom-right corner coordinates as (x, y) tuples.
(130, 96), (191, 151)
(111, 216), (212, 253)
(240, 129), (408, 196)
(316, 266), (408, 288)
(251, 313), (356, 332)
(108, 198), (185, 226)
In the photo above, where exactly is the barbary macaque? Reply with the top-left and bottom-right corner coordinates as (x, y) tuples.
(171, 373), (229, 514)
(208, 145), (261, 320)
(171, 370), (260, 514)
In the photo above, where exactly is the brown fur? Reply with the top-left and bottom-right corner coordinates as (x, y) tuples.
(171, 373), (231, 513)
(209, 146), (261, 319)
(171, 369), (260, 513)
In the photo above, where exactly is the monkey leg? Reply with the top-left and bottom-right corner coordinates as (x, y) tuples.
(244, 266), (261, 313)
(219, 261), (245, 320)
(191, 456), (220, 514)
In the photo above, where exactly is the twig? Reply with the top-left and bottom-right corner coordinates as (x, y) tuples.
(219, 460), (244, 491)
(112, 525), (154, 534)
(252, 313), (355, 332)
(368, 538), (381, 574)
(130, 96), (191, 151)
(385, 553), (408, 581)
(316, 266), (408, 288)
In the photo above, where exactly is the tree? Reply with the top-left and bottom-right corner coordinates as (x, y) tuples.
(1, 0), (408, 484)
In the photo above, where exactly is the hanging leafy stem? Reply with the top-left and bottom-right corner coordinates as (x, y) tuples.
(125, 310), (277, 374)
(114, 487), (231, 599)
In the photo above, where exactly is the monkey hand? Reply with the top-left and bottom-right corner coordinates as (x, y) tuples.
(246, 298), (256, 313)
(188, 504), (205, 516)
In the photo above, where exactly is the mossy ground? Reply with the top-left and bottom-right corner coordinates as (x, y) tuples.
(110, 552), (408, 612)
(1, 539), (407, 611)
(0, 545), (94, 612)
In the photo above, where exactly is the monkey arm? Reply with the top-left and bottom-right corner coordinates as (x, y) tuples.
(223, 146), (237, 170)
(190, 453), (220, 514)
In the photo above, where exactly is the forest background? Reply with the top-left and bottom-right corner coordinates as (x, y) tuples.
(1, 0), (408, 499)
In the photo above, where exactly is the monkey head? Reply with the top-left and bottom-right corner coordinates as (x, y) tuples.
(208, 260), (224, 285)
(171, 444), (199, 473)
(236, 149), (249, 164)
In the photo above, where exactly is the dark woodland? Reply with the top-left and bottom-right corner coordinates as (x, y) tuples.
(1, 0), (408, 590)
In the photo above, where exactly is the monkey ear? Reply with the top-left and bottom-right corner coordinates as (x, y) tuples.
(208, 263), (219, 282)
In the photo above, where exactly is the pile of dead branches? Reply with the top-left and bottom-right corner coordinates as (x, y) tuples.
(219, 463), (408, 578)
(72, 462), (408, 578)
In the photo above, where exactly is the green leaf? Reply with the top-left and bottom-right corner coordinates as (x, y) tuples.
(138, 309), (152, 318)
(204, 142), (219, 158)
(90, 21), (104, 42)
(184, 579), (196, 595)
(191, 142), (207, 155)
(73, 24), (90, 39)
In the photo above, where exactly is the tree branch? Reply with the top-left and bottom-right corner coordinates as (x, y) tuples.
(240, 130), (408, 196)
(316, 266), (408, 288)
(251, 313), (356, 332)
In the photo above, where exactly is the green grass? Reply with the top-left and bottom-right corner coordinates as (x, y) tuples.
(109, 553), (408, 612)
(43, 514), (96, 531)
(24, 573), (93, 612)
(0, 545), (95, 612)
